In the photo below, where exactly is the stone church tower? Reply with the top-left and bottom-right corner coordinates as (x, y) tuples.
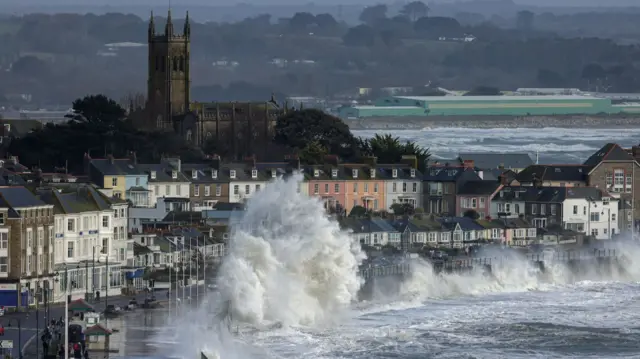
(147, 10), (191, 130)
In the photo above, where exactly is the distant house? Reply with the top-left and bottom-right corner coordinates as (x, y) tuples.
(456, 180), (503, 218)
(424, 164), (481, 216)
(457, 153), (533, 173)
(516, 164), (589, 187)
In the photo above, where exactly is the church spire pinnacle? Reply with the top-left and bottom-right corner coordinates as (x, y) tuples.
(165, 9), (174, 37)
(148, 11), (155, 41)
(184, 11), (191, 38)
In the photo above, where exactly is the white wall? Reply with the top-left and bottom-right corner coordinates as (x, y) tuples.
(228, 181), (269, 203)
(385, 180), (423, 210)
(490, 200), (526, 218)
(112, 203), (131, 264)
(562, 198), (619, 240)
(54, 209), (113, 265)
(148, 182), (190, 206)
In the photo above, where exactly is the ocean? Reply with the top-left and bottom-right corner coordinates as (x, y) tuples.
(351, 127), (640, 164)
(115, 128), (640, 359)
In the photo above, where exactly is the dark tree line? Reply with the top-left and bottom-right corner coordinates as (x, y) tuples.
(6, 95), (430, 172)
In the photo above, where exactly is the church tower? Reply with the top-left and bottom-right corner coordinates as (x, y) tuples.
(147, 10), (191, 130)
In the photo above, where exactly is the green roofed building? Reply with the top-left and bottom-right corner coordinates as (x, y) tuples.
(338, 95), (620, 118)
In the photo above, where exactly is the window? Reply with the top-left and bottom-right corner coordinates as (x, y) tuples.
(0, 213), (4, 225)
(216, 186), (222, 197)
(498, 203), (504, 212)
(591, 228), (599, 236)
(590, 212), (600, 221)
(614, 169), (624, 185)
(573, 205), (578, 214)
(234, 185), (239, 195)
(176, 185), (181, 196)
(230, 170), (236, 179)
(626, 176), (632, 192)
(550, 204), (557, 215)
(480, 198), (486, 207)
(412, 183), (417, 193)
(102, 238), (108, 254)
(540, 205), (546, 215)
(515, 204), (520, 213)
(325, 184), (329, 193)
(0, 257), (7, 273)
(354, 183), (358, 193)
(245, 185), (250, 194)
(67, 242), (74, 258)
(313, 184), (319, 194)
(102, 216), (109, 228)
(364, 183), (368, 193)
(0, 233), (7, 249)
(256, 185), (261, 192)
(204, 185), (210, 197)
(463, 198), (470, 208)
(403, 183), (407, 193)
(111, 178), (118, 186)
(373, 200), (378, 209)
(120, 208), (125, 218)
(67, 219), (75, 231)
(37, 228), (44, 247)
(374, 183), (378, 193)
(606, 172), (613, 186)
(531, 204), (537, 215)
(135, 178), (140, 186)
(612, 213), (616, 221)
(251, 169), (258, 178)
(166, 185), (171, 196)
(505, 204), (511, 212)
(194, 185), (200, 196)
(471, 198), (477, 208)
(392, 183), (397, 193)
(335, 184), (340, 193)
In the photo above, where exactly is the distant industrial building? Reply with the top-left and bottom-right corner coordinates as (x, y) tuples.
(338, 95), (640, 119)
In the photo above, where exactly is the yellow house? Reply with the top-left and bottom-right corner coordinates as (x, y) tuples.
(87, 157), (148, 202)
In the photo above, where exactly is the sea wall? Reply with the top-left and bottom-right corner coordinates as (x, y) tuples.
(345, 115), (640, 130)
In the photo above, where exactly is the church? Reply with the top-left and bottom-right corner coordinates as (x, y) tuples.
(144, 11), (288, 159)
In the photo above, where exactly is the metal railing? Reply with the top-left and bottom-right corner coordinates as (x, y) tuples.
(359, 249), (620, 279)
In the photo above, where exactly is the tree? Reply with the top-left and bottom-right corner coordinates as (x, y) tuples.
(359, 133), (430, 171)
(314, 13), (338, 29)
(390, 203), (415, 216)
(289, 12), (316, 31)
(343, 25), (376, 47)
(274, 109), (359, 161)
(349, 205), (368, 217)
(299, 140), (328, 165)
(359, 4), (388, 26)
(400, 1), (429, 22)
(463, 209), (480, 220)
(68, 94), (127, 125)
(10, 55), (51, 79)
(516, 11), (535, 32)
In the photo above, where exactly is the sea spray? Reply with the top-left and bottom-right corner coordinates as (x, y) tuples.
(216, 173), (366, 328)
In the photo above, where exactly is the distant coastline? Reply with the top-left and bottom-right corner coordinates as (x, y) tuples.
(344, 115), (640, 130)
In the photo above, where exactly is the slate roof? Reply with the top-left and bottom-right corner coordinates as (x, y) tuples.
(583, 143), (635, 168)
(493, 186), (606, 202)
(482, 169), (517, 182)
(304, 163), (421, 181)
(438, 216), (485, 231)
(133, 242), (153, 255)
(516, 165), (589, 183)
(38, 186), (111, 214)
(138, 163), (190, 183)
(90, 159), (142, 176)
(458, 153), (533, 170)
(457, 180), (502, 195)
(181, 163), (228, 184)
(0, 187), (48, 208)
(423, 166), (480, 182)
(0, 168), (27, 186)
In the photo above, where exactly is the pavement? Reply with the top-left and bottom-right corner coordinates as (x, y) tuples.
(13, 286), (209, 359)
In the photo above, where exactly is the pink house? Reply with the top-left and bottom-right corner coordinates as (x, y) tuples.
(456, 180), (503, 219)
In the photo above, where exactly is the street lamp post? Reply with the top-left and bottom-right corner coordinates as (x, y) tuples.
(3, 318), (23, 359)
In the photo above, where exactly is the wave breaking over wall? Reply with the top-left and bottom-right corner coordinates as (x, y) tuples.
(216, 173), (365, 328)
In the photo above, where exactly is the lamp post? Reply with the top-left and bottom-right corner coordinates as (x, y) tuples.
(3, 318), (23, 359)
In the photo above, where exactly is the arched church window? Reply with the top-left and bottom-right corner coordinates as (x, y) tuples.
(186, 130), (192, 142)
(173, 57), (178, 72)
(179, 57), (185, 72)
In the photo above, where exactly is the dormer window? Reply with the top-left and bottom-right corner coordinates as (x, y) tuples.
(171, 170), (177, 179)
(251, 169), (258, 179)
(331, 169), (338, 178)
(150, 171), (156, 179)
(271, 169), (277, 178)
(352, 169), (358, 178)
(370, 169), (375, 178)
(212, 170), (218, 179)
(392, 169), (398, 178)
(410, 169), (416, 178)
(230, 170), (236, 179)
(313, 169), (320, 178)
(192, 169), (197, 179)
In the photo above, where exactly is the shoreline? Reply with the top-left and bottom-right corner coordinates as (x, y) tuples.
(344, 115), (640, 130)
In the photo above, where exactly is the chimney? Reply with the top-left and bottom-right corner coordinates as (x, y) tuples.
(129, 151), (138, 165)
(324, 155), (339, 167)
(83, 152), (92, 175)
(361, 156), (377, 167)
(107, 154), (114, 165)
(401, 155), (417, 169)
(498, 162), (505, 170)
(284, 155), (300, 170)
(244, 155), (256, 168)
(463, 160), (474, 169)
(210, 154), (221, 170)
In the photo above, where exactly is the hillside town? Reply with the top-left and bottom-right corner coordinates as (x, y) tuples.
(0, 140), (633, 308)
